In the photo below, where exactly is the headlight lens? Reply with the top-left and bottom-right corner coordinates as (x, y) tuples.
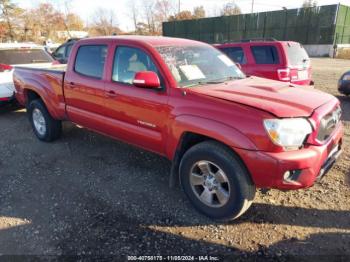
(343, 74), (350, 81)
(264, 118), (312, 150)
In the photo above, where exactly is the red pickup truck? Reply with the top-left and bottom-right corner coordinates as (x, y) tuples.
(13, 36), (343, 220)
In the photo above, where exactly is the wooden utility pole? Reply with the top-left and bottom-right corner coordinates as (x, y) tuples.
(251, 0), (254, 13)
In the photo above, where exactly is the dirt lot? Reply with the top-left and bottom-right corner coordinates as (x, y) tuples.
(0, 58), (349, 260)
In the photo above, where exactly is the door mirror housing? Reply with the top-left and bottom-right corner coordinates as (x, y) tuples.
(235, 62), (242, 69)
(133, 71), (161, 89)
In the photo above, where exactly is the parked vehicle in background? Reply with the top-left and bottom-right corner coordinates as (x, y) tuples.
(43, 39), (60, 54)
(216, 39), (313, 86)
(0, 43), (55, 103)
(13, 36), (343, 220)
(338, 71), (350, 96)
(51, 38), (80, 64)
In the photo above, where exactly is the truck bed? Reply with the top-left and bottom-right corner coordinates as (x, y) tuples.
(15, 64), (67, 73)
(13, 65), (67, 120)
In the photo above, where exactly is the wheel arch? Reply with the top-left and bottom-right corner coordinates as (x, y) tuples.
(168, 116), (256, 188)
(23, 86), (61, 120)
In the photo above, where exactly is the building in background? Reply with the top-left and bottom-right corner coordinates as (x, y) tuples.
(163, 4), (350, 58)
(56, 31), (88, 39)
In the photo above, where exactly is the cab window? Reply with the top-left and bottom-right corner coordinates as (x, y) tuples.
(74, 45), (107, 79)
(113, 46), (160, 85)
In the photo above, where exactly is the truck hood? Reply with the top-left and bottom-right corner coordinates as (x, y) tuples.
(189, 77), (334, 118)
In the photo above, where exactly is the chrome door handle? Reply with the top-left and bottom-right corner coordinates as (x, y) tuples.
(69, 82), (76, 88)
(106, 90), (118, 97)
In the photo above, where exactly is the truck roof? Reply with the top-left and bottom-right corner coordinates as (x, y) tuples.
(77, 35), (206, 47)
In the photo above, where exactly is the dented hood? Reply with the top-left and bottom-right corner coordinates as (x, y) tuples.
(189, 77), (335, 118)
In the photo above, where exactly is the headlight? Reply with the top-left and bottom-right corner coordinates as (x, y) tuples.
(343, 74), (350, 81)
(264, 118), (312, 150)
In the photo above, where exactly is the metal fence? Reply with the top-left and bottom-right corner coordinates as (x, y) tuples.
(163, 4), (350, 45)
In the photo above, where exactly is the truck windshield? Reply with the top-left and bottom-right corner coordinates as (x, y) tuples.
(285, 43), (310, 68)
(156, 45), (245, 88)
(0, 49), (53, 65)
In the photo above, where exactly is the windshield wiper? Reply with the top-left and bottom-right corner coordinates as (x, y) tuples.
(223, 76), (245, 81)
(183, 80), (224, 88)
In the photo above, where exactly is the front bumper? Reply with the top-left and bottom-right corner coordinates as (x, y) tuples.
(235, 123), (343, 190)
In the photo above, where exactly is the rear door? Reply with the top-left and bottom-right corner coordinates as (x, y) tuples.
(246, 43), (283, 80)
(64, 43), (109, 130)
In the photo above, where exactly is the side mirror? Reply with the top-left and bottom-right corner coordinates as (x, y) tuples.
(133, 71), (160, 89)
(235, 63), (242, 69)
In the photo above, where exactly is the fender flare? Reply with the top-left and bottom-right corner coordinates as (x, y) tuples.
(22, 79), (61, 119)
(167, 115), (257, 187)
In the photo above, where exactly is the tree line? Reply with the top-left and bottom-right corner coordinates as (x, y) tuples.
(0, 0), (317, 43)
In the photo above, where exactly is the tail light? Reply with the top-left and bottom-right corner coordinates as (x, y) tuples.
(277, 68), (290, 81)
(290, 68), (299, 81)
(0, 63), (13, 72)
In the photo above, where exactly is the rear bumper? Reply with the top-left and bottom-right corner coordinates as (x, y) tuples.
(291, 79), (313, 86)
(0, 92), (15, 104)
(235, 123), (343, 190)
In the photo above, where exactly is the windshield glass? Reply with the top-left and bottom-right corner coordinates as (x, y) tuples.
(156, 45), (245, 87)
(0, 49), (53, 65)
(285, 43), (310, 67)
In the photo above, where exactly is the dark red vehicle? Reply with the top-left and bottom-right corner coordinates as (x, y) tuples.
(13, 36), (342, 220)
(216, 39), (313, 85)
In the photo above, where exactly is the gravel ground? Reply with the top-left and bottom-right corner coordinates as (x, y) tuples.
(0, 58), (349, 261)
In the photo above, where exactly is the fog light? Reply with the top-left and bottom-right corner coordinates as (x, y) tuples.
(283, 170), (302, 185)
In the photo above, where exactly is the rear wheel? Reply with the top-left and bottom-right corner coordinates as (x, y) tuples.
(28, 99), (62, 142)
(179, 141), (256, 220)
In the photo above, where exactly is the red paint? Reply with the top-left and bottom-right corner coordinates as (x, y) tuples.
(216, 41), (313, 86)
(13, 36), (342, 190)
(133, 71), (161, 89)
(0, 63), (13, 72)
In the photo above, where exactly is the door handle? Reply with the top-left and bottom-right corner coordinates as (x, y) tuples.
(106, 90), (118, 97)
(69, 82), (76, 88)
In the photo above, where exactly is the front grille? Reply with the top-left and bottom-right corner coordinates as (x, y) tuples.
(317, 106), (342, 142)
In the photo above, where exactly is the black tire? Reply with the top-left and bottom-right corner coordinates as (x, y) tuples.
(179, 141), (256, 220)
(28, 99), (62, 142)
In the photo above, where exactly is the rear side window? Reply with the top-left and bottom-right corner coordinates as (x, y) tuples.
(0, 49), (53, 65)
(220, 47), (247, 64)
(251, 45), (279, 64)
(75, 45), (107, 79)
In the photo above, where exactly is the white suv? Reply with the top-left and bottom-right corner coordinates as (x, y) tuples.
(0, 43), (55, 103)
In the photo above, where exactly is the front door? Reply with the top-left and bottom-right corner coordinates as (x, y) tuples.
(103, 45), (170, 155)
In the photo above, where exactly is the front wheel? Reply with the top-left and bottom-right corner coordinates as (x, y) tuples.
(179, 141), (256, 220)
(28, 99), (62, 142)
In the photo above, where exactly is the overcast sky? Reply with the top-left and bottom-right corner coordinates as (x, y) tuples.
(14, 0), (350, 31)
